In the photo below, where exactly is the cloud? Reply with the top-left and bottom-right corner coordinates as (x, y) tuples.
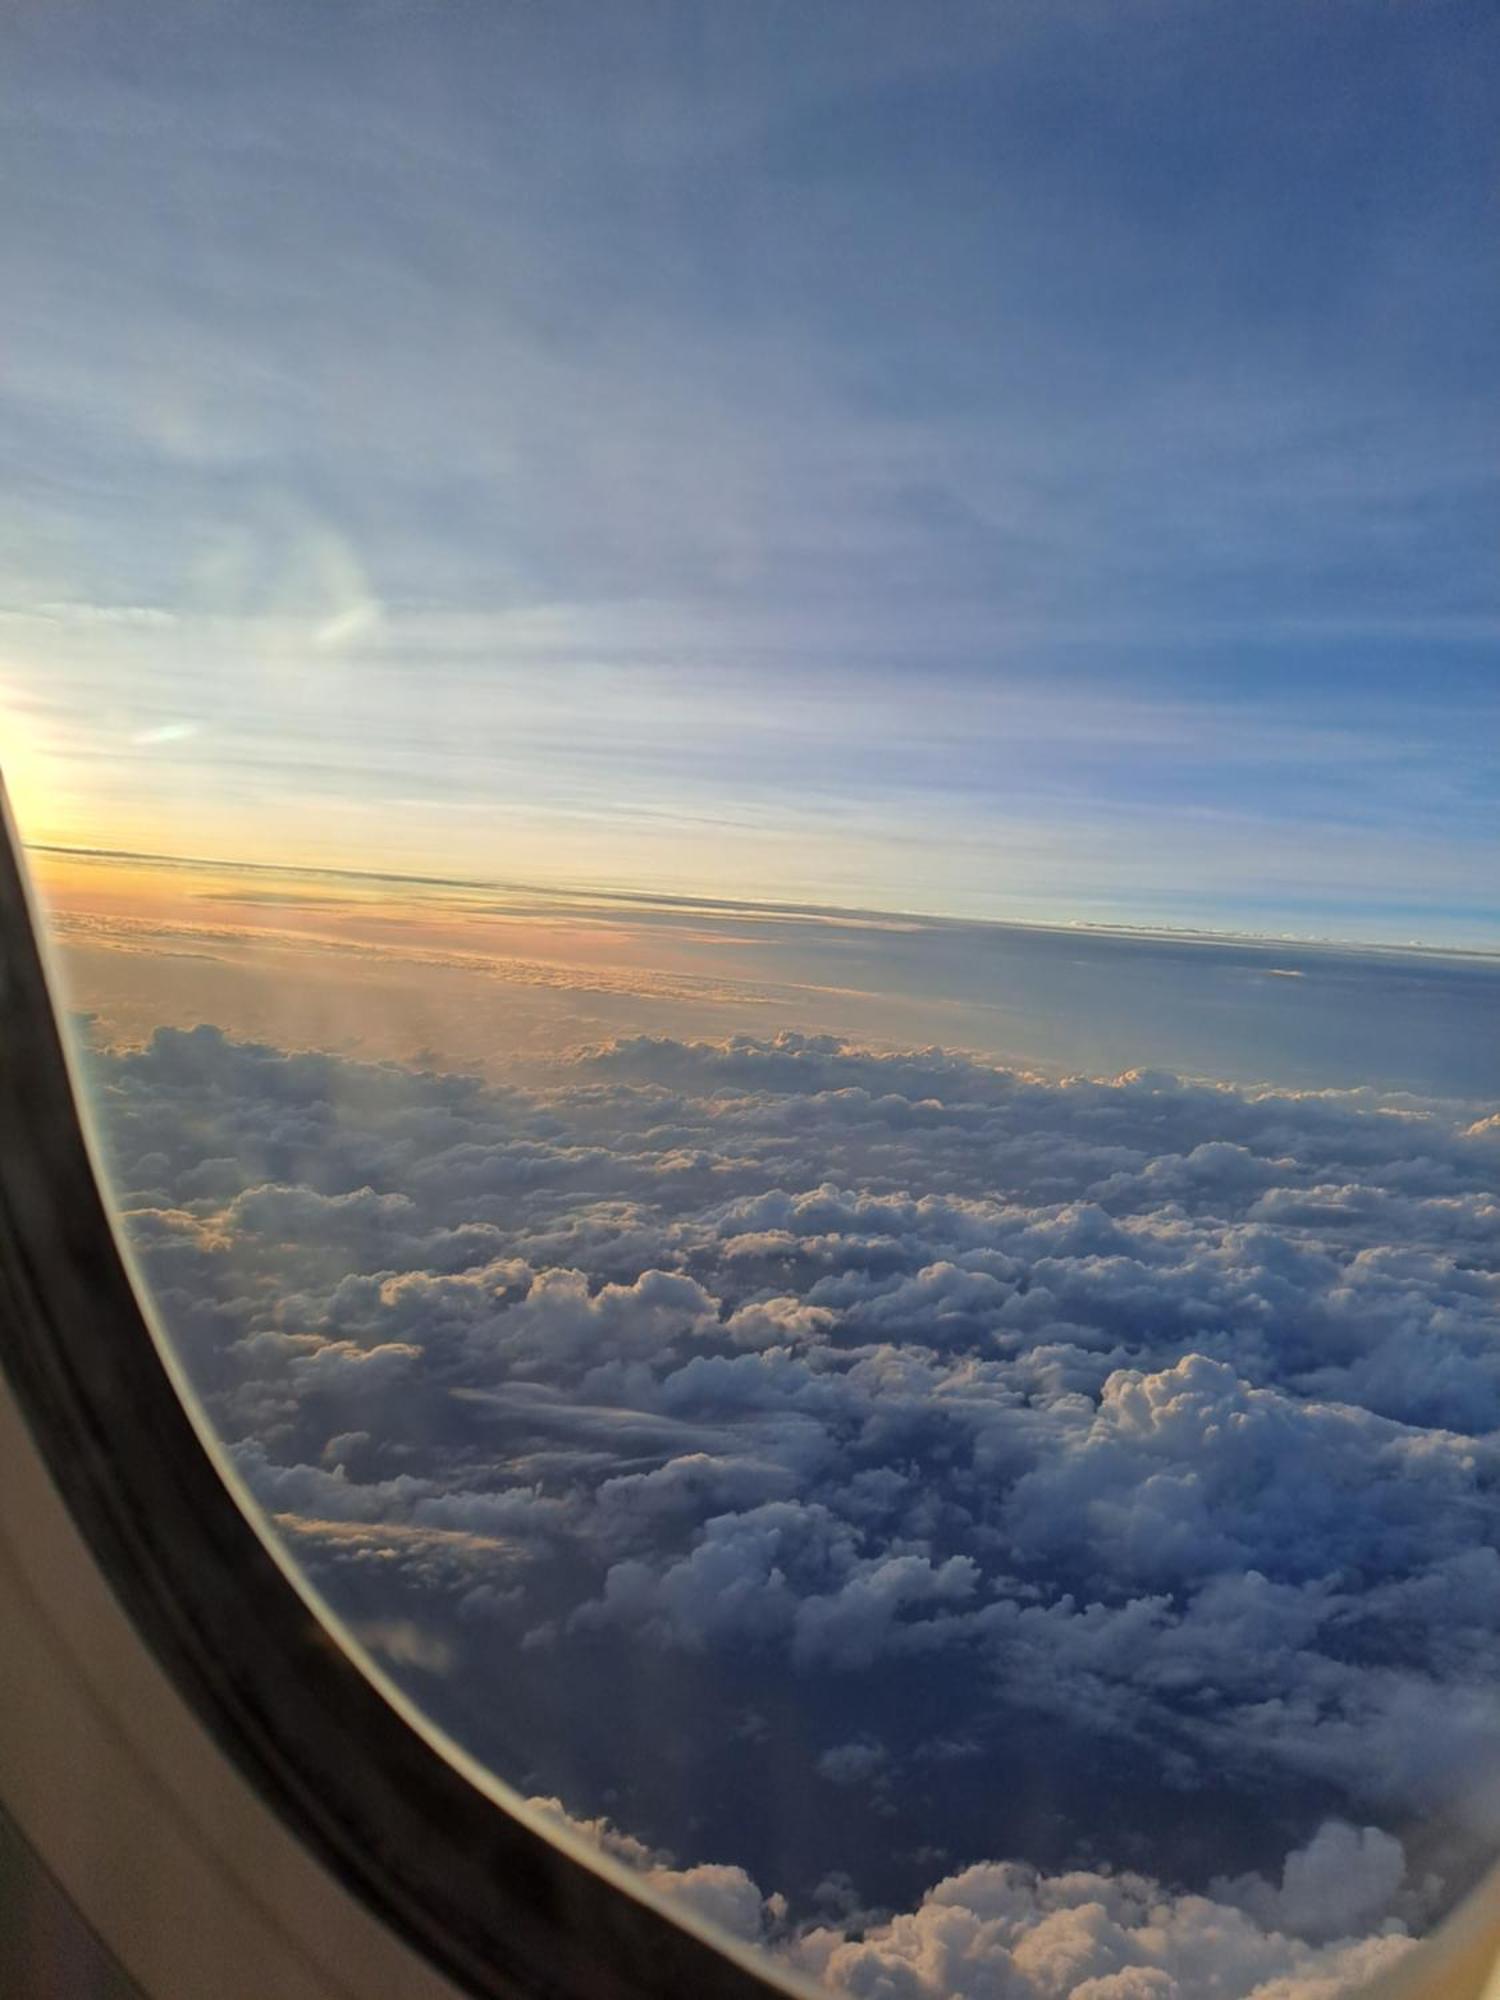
(791, 1846), (1417, 2000)
(91, 1023), (1500, 1956)
(530, 1798), (1418, 1999)
(817, 1740), (889, 1787)
(525, 1795), (779, 1947)
(573, 1500), (979, 1670)
(1212, 1822), (1408, 1946)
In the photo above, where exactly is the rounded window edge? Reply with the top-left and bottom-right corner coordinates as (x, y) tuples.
(0, 785), (808, 2000)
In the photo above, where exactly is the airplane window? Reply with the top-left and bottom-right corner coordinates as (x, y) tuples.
(2, 4), (1498, 1997)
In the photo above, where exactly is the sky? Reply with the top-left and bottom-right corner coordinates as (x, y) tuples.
(1, 0), (1496, 941)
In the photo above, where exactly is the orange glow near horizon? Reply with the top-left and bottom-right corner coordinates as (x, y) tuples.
(25, 844), (758, 970)
(17, 841), (1005, 1080)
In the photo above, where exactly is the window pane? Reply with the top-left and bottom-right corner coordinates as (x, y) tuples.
(5, 5), (1499, 1996)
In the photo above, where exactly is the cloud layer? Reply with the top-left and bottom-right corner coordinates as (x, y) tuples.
(89, 1022), (1500, 1991)
(530, 1794), (1419, 2000)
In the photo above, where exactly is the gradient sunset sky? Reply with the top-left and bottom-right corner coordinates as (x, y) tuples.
(2, 0), (1497, 943)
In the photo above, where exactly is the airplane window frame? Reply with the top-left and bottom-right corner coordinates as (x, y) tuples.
(0, 792), (801, 2000)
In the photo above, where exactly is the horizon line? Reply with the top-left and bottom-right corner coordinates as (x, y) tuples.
(25, 840), (1500, 965)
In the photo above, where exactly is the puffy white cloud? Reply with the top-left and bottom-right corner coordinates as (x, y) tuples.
(525, 1795), (779, 1946)
(1212, 1821), (1407, 1945)
(482, 1265), (720, 1371)
(528, 1798), (1417, 1999)
(791, 1836), (1417, 2000)
(91, 1023), (1500, 1964)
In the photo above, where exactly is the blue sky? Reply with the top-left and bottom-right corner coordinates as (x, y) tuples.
(2, 0), (1497, 940)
